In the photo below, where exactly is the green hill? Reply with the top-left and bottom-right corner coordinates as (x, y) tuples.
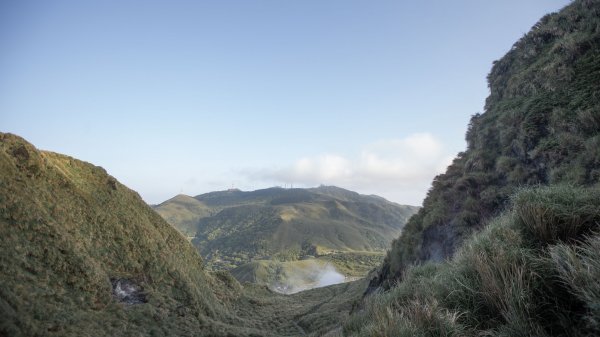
(152, 194), (215, 237)
(0, 133), (241, 336)
(0, 133), (368, 336)
(371, 0), (600, 290)
(154, 186), (419, 272)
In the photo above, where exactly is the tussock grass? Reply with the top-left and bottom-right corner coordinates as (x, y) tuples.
(343, 185), (600, 336)
(550, 235), (600, 331)
(514, 185), (600, 245)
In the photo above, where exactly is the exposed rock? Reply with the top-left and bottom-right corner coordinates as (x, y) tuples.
(418, 222), (459, 262)
(111, 278), (147, 305)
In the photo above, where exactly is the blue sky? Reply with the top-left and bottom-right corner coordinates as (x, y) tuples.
(1, 0), (570, 205)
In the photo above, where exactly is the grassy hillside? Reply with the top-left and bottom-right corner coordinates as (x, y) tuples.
(155, 186), (418, 272)
(0, 133), (368, 336)
(374, 0), (600, 289)
(0, 133), (245, 336)
(153, 194), (215, 237)
(342, 186), (600, 336)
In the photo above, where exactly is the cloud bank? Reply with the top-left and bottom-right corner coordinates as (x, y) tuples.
(243, 133), (455, 205)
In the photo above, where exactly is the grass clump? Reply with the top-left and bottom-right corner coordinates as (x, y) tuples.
(344, 263), (470, 337)
(514, 185), (600, 245)
(550, 235), (600, 331)
(343, 185), (600, 336)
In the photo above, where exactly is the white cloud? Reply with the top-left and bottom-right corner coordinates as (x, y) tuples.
(242, 133), (455, 205)
(270, 154), (353, 183)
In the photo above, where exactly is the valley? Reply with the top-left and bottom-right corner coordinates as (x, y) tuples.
(0, 133), (367, 336)
(153, 185), (417, 292)
(1, 1), (600, 336)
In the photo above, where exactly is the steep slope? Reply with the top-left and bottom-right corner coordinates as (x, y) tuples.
(345, 186), (600, 336)
(0, 133), (264, 336)
(373, 0), (600, 289)
(156, 186), (418, 271)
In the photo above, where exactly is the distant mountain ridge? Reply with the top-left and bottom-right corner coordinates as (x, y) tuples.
(154, 186), (419, 271)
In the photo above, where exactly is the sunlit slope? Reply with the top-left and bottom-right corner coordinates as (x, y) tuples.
(374, 0), (600, 289)
(159, 186), (419, 270)
(0, 133), (267, 336)
(153, 194), (215, 237)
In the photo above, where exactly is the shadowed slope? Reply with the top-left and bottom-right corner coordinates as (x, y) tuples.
(344, 186), (600, 336)
(373, 0), (600, 289)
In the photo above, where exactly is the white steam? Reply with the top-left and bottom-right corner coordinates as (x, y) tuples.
(270, 261), (347, 294)
(316, 264), (345, 287)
